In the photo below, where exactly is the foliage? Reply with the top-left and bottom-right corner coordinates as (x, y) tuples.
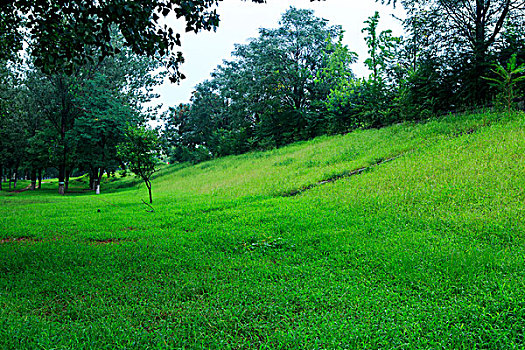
(1, 0), (273, 81)
(117, 125), (161, 204)
(483, 54), (525, 113)
(396, 0), (525, 105)
(16, 34), (164, 194)
(316, 34), (359, 133)
(162, 7), (348, 162)
(362, 11), (400, 82)
(321, 12), (401, 130)
(0, 63), (27, 188)
(0, 2), (23, 63)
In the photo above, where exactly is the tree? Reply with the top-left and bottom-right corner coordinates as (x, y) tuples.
(483, 53), (525, 113)
(315, 34), (359, 133)
(117, 125), (161, 204)
(319, 12), (401, 130)
(362, 12), (400, 82)
(161, 6), (348, 160)
(0, 63), (27, 191)
(161, 7), (357, 162)
(387, 0), (525, 104)
(360, 11), (401, 126)
(21, 32), (163, 195)
(69, 42), (164, 194)
(0, 0), (290, 82)
(0, 2), (22, 64)
(25, 70), (82, 194)
(160, 103), (193, 163)
(222, 7), (342, 147)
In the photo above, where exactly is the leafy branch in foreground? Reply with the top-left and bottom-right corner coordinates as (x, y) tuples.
(1, 0), (328, 82)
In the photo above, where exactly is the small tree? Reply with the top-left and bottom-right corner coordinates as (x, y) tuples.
(117, 125), (161, 204)
(484, 54), (525, 114)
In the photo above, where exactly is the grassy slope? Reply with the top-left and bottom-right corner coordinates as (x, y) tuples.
(1, 112), (525, 349)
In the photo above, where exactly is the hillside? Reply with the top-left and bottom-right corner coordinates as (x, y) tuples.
(2, 111), (525, 349)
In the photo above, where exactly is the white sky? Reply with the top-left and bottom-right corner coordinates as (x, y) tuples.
(152, 0), (405, 110)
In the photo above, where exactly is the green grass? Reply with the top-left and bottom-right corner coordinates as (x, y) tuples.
(1, 111), (525, 349)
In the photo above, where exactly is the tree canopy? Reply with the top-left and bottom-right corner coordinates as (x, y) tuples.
(0, 0), (327, 81)
(161, 7), (349, 161)
(160, 3), (525, 164)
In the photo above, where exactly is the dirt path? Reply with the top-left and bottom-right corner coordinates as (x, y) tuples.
(282, 154), (404, 197)
(13, 184), (33, 193)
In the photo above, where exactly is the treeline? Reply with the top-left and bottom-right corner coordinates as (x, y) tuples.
(1, 0), (278, 196)
(161, 5), (525, 164)
(0, 34), (163, 194)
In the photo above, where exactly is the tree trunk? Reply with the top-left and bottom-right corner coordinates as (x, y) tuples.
(65, 169), (72, 192)
(0, 165), (2, 191)
(57, 75), (69, 195)
(89, 167), (97, 190)
(38, 169), (42, 189)
(30, 168), (37, 190)
(58, 163), (65, 195)
(13, 169), (17, 189)
(146, 179), (153, 204)
(95, 168), (104, 195)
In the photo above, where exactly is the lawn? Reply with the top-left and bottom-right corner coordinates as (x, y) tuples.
(1, 111), (525, 349)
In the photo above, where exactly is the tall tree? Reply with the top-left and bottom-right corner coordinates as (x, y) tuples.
(224, 7), (342, 147)
(0, 62), (26, 190)
(69, 41), (164, 193)
(315, 35), (358, 133)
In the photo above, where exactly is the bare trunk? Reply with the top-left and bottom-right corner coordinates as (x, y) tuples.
(30, 168), (37, 190)
(58, 163), (65, 195)
(89, 167), (97, 190)
(13, 170), (17, 189)
(95, 168), (104, 195)
(58, 76), (68, 195)
(65, 168), (73, 192)
(146, 179), (153, 204)
(38, 169), (42, 189)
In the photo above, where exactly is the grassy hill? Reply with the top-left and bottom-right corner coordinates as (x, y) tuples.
(2, 111), (525, 349)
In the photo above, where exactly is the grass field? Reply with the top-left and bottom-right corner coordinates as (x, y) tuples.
(1, 111), (525, 349)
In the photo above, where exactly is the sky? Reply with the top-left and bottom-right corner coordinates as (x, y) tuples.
(152, 0), (405, 110)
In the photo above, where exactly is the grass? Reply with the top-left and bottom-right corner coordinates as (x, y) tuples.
(1, 111), (525, 349)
